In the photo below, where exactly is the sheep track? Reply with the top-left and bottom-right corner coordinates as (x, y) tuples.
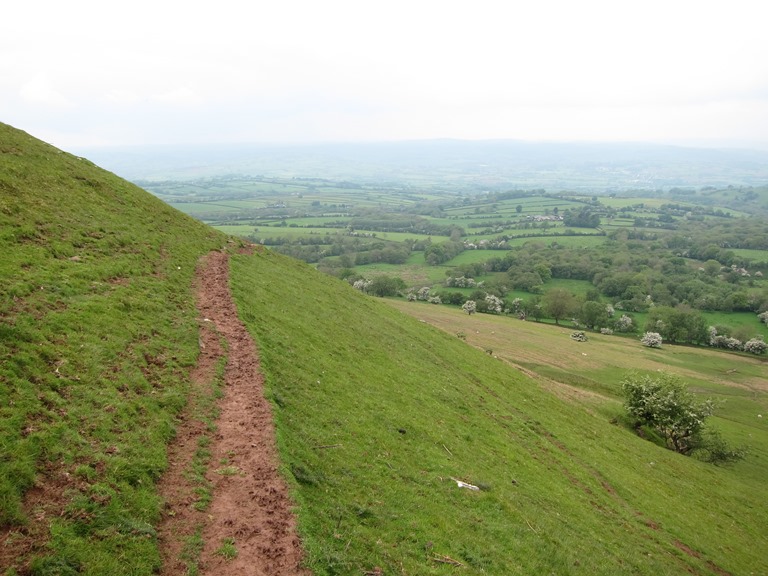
(157, 249), (309, 576)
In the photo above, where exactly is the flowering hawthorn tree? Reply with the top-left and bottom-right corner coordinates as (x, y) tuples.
(622, 372), (746, 464)
(484, 294), (503, 314)
(462, 300), (477, 315)
(641, 332), (663, 348)
(744, 337), (768, 355)
(353, 279), (371, 292)
(446, 276), (477, 288)
(622, 372), (715, 455)
(615, 314), (633, 332)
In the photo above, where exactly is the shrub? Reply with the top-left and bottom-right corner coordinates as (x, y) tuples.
(695, 429), (748, 466)
(367, 275), (406, 297)
(462, 300), (477, 315)
(621, 372), (714, 455)
(570, 331), (588, 342)
(445, 276), (476, 288)
(484, 294), (503, 314)
(641, 332), (663, 348)
(614, 314), (634, 333)
(708, 326), (743, 350)
(744, 337), (768, 355)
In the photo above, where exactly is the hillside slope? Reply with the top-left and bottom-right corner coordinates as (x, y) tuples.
(3, 122), (767, 575)
(230, 251), (768, 575)
(0, 123), (224, 572)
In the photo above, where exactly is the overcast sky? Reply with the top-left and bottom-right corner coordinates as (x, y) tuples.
(3, 0), (768, 150)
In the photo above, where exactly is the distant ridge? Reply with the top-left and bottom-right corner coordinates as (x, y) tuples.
(79, 139), (768, 191)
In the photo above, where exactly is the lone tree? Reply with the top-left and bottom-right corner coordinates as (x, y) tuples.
(542, 288), (577, 325)
(620, 372), (743, 464)
(462, 300), (477, 315)
(640, 331), (663, 348)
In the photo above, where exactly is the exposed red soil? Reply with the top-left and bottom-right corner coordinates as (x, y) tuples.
(157, 250), (309, 575)
(0, 462), (73, 574)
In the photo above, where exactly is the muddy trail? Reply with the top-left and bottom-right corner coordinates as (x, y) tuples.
(157, 250), (309, 575)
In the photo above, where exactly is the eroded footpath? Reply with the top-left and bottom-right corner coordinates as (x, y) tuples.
(157, 249), (308, 576)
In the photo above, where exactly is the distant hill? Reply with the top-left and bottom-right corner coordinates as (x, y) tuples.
(79, 139), (768, 192)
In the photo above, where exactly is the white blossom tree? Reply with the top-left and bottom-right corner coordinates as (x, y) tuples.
(484, 294), (503, 314)
(462, 300), (477, 315)
(615, 314), (634, 332)
(622, 372), (714, 455)
(744, 337), (767, 355)
(641, 332), (663, 348)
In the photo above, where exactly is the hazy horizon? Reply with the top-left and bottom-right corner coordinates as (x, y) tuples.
(4, 0), (768, 151)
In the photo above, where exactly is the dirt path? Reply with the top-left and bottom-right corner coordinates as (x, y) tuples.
(157, 250), (309, 575)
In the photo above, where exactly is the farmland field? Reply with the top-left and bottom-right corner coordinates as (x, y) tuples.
(135, 173), (768, 350)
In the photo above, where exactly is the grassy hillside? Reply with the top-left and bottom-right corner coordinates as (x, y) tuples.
(0, 123), (224, 573)
(387, 301), (768, 479)
(3, 122), (767, 575)
(230, 251), (768, 575)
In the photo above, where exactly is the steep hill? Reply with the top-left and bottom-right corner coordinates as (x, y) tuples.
(0, 123), (225, 572)
(2, 122), (767, 575)
(229, 249), (768, 574)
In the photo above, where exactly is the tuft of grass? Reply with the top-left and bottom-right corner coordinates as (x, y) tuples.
(215, 537), (238, 560)
(180, 528), (204, 576)
(184, 355), (226, 513)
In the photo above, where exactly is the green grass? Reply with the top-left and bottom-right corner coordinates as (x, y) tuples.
(5, 122), (768, 574)
(542, 278), (595, 296)
(215, 537), (238, 560)
(388, 301), (768, 473)
(355, 254), (449, 286)
(730, 248), (768, 262)
(230, 250), (768, 575)
(0, 122), (225, 573)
